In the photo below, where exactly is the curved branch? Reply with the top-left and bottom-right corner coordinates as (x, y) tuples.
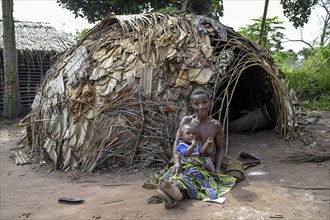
(282, 38), (314, 49)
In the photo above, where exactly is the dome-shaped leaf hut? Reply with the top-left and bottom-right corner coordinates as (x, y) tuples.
(20, 13), (296, 172)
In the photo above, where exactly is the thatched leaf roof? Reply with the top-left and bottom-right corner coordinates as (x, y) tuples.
(0, 21), (75, 54)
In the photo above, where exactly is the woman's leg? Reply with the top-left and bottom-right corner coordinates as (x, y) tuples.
(159, 178), (183, 201)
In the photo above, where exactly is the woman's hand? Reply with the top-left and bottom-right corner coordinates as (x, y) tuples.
(172, 162), (181, 176)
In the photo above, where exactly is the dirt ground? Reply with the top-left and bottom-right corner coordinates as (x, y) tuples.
(1, 111), (329, 220)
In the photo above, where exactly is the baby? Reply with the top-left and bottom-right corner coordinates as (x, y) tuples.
(176, 123), (215, 172)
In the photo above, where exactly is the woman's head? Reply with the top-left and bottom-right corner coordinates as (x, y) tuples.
(190, 89), (211, 117)
(180, 124), (197, 144)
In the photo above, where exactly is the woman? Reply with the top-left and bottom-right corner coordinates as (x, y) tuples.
(157, 88), (236, 208)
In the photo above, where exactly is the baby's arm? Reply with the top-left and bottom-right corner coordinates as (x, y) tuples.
(184, 140), (197, 157)
(200, 137), (213, 154)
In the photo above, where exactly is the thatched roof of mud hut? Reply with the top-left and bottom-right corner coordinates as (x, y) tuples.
(0, 21), (74, 55)
(20, 13), (297, 172)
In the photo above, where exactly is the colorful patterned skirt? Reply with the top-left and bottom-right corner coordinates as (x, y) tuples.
(162, 157), (236, 200)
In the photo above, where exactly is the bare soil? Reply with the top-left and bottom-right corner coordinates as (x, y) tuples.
(1, 111), (329, 220)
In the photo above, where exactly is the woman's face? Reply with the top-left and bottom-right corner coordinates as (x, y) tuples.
(191, 94), (210, 117)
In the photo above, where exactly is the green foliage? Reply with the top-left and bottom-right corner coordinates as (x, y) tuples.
(154, 6), (184, 15)
(301, 95), (330, 110)
(281, 0), (318, 28)
(279, 45), (330, 110)
(210, 0), (224, 19)
(57, 0), (224, 23)
(273, 50), (299, 71)
(57, 0), (179, 23)
(16, 124), (24, 129)
(238, 16), (285, 51)
(73, 28), (90, 41)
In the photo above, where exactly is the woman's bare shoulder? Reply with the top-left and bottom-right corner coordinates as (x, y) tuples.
(209, 118), (222, 127)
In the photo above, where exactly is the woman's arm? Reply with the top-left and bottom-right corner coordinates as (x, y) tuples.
(214, 123), (224, 173)
(172, 129), (181, 175)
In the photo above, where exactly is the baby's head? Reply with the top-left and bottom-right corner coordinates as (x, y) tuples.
(180, 123), (197, 144)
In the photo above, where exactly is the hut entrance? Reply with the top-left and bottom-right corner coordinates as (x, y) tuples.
(212, 65), (277, 134)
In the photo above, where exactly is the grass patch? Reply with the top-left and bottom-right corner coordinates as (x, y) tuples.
(285, 70), (330, 110)
(300, 95), (330, 110)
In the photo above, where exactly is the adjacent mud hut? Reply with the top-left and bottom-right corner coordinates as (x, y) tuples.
(20, 14), (296, 172)
(0, 21), (74, 113)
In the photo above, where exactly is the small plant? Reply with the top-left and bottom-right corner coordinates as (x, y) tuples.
(16, 124), (24, 129)
(73, 28), (90, 41)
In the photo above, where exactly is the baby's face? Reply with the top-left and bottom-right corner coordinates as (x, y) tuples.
(181, 125), (196, 144)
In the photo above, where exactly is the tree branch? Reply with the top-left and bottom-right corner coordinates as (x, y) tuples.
(282, 38), (314, 50)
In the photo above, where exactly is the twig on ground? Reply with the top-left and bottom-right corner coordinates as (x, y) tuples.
(101, 199), (124, 204)
(281, 185), (330, 190)
(102, 183), (132, 186)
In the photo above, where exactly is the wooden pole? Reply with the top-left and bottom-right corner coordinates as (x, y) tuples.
(258, 0), (270, 47)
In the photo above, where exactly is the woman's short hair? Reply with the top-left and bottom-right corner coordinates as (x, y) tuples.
(190, 88), (210, 101)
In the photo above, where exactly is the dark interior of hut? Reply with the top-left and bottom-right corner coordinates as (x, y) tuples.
(211, 65), (277, 133)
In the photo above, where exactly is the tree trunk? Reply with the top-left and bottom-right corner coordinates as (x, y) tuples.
(258, 0), (269, 47)
(319, 0), (330, 46)
(320, 12), (329, 46)
(2, 0), (21, 118)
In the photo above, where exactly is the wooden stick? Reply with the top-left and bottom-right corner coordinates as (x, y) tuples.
(101, 199), (124, 204)
(102, 183), (132, 187)
(281, 185), (330, 190)
(130, 91), (145, 167)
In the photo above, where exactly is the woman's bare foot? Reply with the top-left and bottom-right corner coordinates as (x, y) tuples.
(159, 178), (183, 201)
(156, 189), (176, 209)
